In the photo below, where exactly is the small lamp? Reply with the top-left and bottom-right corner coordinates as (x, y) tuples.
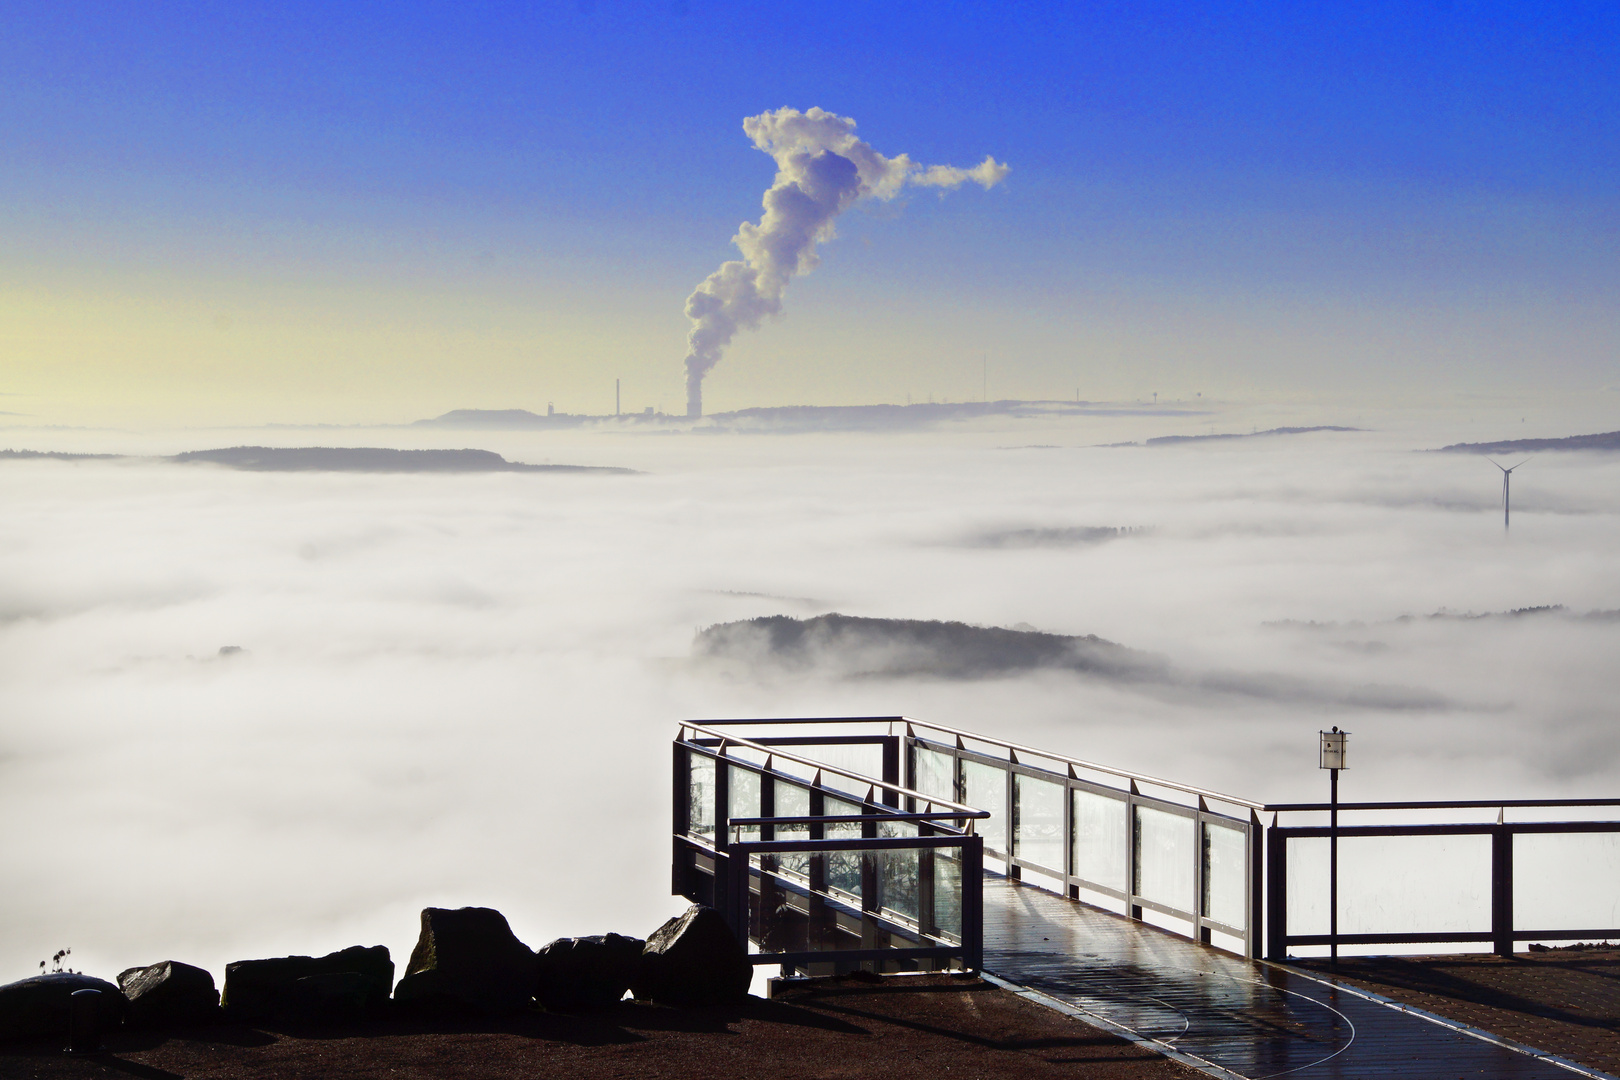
(1319, 728), (1348, 771)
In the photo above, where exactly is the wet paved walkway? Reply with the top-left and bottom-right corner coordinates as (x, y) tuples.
(981, 874), (1597, 1079)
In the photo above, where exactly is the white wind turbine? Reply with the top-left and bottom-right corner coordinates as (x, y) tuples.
(1488, 458), (1528, 532)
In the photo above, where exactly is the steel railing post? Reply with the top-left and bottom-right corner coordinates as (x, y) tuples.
(1492, 823), (1514, 957)
(1266, 826), (1288, 960)
(963, 834), (984, 972)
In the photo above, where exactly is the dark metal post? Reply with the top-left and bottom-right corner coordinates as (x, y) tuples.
(1492, 821), (1514, 957)
(1249, 810), (1265, 959)
(1329, 766), (1339, 963)
(962, 834), (985, 972)
(1266, 824), (1288, 960)
(1319, 727), (1348, 965)
(714, 756), (732, 932)
(881, 735), (901, 808)
(672, 742), (690, 899)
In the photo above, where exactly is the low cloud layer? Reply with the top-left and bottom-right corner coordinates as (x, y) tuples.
(2, 416), (1618, 982)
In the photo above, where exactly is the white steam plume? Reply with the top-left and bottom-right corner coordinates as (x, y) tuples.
(682, 107), (1009, 417)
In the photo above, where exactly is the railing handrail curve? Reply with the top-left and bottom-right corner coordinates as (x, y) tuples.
(678, 720), (987, 817)
(692, 715), (1268, 811)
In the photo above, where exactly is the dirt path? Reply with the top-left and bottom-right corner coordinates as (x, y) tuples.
(0, 973), (1203, 1080)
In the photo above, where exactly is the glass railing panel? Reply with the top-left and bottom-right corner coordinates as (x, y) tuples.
(748, 856), (860, 954)
(688, 750), (715, 841)
(960, 760), (1007, 855)
(933, 849), (963, 942)
(1515, 832), (1620, 934)
(911, 745), (956, 803)
(1014, 774), (1065, 873)
(824, 796), (864, 899)
(869, 848), (920, 922)
(774, 781), (811, 879)
(730, 764), (761, 842)
(1202, 821), (1247, 930)
(1341, 834), (1490, 936)
(1073, 788), (1127, 893)
(1135, 805), (1194, 914)
(1287, 833), (1492, 938)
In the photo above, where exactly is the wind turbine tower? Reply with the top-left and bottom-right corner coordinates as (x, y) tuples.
(1489, 458), (1528, 532)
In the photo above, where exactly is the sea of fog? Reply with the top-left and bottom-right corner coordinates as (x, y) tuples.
(4, 402), (1620, 981)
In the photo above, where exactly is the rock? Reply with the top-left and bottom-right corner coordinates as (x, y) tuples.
(117, 961), (218, 1028)
(222, 946), (393, 1023)
(632, 905), (752, 1007)
(534, 934), (644, 1011)
(0, 974), (126, 1043)
(393, 907), (537, 1016)
(287, 973), (373, 1025)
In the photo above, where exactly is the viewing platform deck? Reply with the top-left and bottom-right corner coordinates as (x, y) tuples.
(673, 716), (1620, 1079)
(984, 873), (1606, 1079)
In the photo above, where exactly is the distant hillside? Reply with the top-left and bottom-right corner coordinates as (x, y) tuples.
(413, 409), (595, 429)
(1437, 431), (1620, 453)
(963, 525), (1147, 549)
(0, 449), (121, 461)
(706, 401), (1129, 432)
(694, 613), (1163, 680)
(1137, 426), (1361, 446)
(695, 612), (1449, 709)
(411, 400), (1201, 432)
(169, 447), (634, 473)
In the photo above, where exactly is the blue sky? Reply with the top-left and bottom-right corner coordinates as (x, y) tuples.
(4, 1), (1617, 423)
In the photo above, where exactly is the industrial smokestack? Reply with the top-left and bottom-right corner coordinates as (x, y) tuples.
(682, 107), (1007, 417)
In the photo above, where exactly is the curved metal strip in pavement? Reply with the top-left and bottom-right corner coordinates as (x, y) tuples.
(981, 873), (1583, 1078)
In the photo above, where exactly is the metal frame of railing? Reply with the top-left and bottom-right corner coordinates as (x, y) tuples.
(672, 720), (988, 973)
(897, 718), (1264, 958)
(1265, 800), (1620, 959)
(673, 718), (1620, 968)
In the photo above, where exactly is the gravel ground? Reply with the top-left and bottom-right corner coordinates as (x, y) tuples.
(0, 973), (1202, 1080)
(1295, 947), (1620, 1075)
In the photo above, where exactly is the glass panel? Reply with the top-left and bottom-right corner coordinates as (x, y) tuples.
(774, 781), (811, 879)
(1135, 805), (1194, 914)
(688, 751), (715, 841)
(1014, 774), (1065, 873)
(960, 760), (1007, 856)
(1286, 835), (1329, 936)
(824, 796), (863, 898)
(933, 849), (963, 941)
(1515, 832), (1620, 934)
(1288, 834), (1491, 937)
(1072, 789), (1127, 893)
(869, 848), (920, 921)
(1342, 834), (1491, 935)
(750, 853), (860, 954)
(1203, 822), (1247, 930)
(729, 764), (761, 842)
(911, 746), (956, 803)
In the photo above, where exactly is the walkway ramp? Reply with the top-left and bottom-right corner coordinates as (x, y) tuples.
(984, 874), (1589, 1079)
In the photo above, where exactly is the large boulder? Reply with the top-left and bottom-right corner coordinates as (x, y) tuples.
(534, 934), (644, 1011)
(392, 907), (537, 1016)
(222, 946), (393, 1024)
(118, 961), (218, 1028)
(632, 905), (752, 1007)
(0, 974), (126, 1043)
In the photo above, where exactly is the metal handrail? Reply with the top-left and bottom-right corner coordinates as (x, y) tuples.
(678, 720), (987, 818)
(730, 813), (975, 828)
(695, 715), (1268, 811)
(1268, 798), (1620, 812)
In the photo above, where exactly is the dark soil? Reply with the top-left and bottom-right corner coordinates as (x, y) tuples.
(0, 973), (1201, 1080)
